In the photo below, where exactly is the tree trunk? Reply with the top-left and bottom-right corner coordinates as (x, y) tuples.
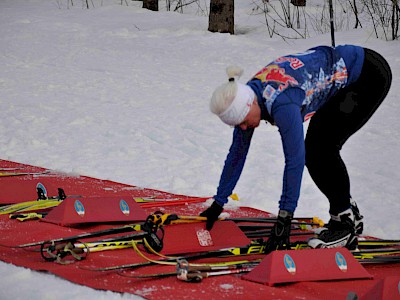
(208, 0), (234, 34)
(143, 0), (158, 11)
(291, 0), (306, 6)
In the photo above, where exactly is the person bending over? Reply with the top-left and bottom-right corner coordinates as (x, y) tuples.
(200, 45), (392, 251)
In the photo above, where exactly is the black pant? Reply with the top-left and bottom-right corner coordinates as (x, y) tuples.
(305, 48), (392, 215)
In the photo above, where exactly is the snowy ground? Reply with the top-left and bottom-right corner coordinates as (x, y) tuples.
(0, 0), (399, 299)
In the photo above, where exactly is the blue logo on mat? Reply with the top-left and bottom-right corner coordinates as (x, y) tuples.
(284, 254), (296, 274)
(74, 200), (85, 217)
(36, 182), (47, 198)
(335, 252), (348, 272)
(119, 199), (130, 216)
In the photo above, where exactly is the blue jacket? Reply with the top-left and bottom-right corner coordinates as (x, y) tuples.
(214, 45), (365, 213)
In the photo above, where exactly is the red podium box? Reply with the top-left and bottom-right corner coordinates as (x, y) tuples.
(242, 248), (373, 286)
(41, 196), (147, 226)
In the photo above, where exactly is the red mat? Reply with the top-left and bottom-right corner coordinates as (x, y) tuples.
(1, 160), (400, 300)
(0, 159), (203, 205)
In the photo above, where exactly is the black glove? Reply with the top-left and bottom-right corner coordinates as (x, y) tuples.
(199, 201), (223, 230)
(265, 210), (293, 253)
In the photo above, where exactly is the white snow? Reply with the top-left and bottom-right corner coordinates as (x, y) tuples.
(0, 0), (399, 299)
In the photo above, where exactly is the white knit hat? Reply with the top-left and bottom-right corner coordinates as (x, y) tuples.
(218, 83), (255, 126)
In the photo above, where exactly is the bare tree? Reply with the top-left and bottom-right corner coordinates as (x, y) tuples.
(348, 0), (362, 28)
(260, 0), (307, 39)
(392, 0), (400, 39)
(208, 0), (234, 34)
(361, 0), (399, 40)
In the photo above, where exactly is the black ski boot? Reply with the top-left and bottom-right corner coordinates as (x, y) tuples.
(350, 199), (364, 235)
(308, 208), (358, 250)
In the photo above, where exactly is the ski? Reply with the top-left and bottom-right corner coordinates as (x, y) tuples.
(6, 212), (206, 252)
(9, 223), (145, 249)
(9, 212), (48, 221)
(0, 199), (61, 215)
(47, 233), (400, 265)
(356, 255), (400, 264)
(135, 197), (209, 208)
(132, 240), (266, 269)
(0, 167), (22, 171)
(291, 239), (400, 251)
(73, 240), (135, 253)
(126, 213), (324, 230)
(40, 235), (148, 264)
(80, 239), (268, 272)
(117, 248), (400, 282)
(48, 234), (152, 260)
(137, 237), (400, 264)
(5, 209), (400, 265)
(4, 211), (321, 243)
(4, 211), (168, 249)
(232, 216), (324, 226)
(170, 214), (324, 227)
(356, 237), (400, 248)
(353, 248), (400, 259)
(117, 259), (260, 280)
(82, 236), (400, 272)
(112, 242), (400, 281)
(0, 170), (51, 177)
(0, 184), (66, 215)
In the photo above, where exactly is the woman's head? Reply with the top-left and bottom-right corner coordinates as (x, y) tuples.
(210, 66), (259, 128)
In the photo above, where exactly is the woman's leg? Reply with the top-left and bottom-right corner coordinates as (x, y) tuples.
(305, 48), (392, 215)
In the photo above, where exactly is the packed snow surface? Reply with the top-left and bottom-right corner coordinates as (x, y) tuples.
(0, 1), (399, 299)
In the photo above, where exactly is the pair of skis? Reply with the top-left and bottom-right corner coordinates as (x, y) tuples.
(1, 212), (322, 263)
(3, 212), (201, 262)
(0, 183), (66, 215)
(94, 237), (400, 282)
(1, 187), (208, 218)
(4, 211), (400, 270)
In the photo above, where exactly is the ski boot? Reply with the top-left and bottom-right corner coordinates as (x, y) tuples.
(308, 208), (358, 250)
(350, 198), (364, 235)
